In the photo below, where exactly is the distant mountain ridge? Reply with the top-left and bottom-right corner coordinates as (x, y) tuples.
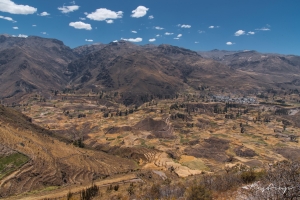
(1, 35), (300, 105)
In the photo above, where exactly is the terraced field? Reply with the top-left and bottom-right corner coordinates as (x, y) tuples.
(0, 105), (137, 197)
(2, 91), (300, 199)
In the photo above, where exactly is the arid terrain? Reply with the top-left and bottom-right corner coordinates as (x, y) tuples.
(1, 35), (300, 199)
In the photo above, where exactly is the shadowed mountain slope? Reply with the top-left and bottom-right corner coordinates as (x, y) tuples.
(0, 35), (76, 100)
(67, 42), (238, 105)
(1, 35), (300, 105)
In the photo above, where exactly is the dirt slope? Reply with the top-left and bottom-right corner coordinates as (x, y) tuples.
(0, 105), (137, 197)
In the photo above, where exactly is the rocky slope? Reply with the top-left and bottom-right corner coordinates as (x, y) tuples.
(0, 35), (76, 100)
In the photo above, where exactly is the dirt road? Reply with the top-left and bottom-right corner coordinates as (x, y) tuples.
(3, 174), (143, 200)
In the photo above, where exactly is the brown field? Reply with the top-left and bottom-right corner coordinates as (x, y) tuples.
(1, 90), (300, 199)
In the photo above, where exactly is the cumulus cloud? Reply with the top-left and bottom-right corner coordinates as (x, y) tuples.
(165, 32), (174, 35)
(39, 12), (50, 16)
(181, 24), (191, 28)
(58, 5), (79, 13)
(177, 34), (182, 38)
(113, 40), (118, 42)
(131, 30), (137, 33)
(149, 38), (156, 42)
(121, 37), (142, 42)
(85, 39), (93, 42)
(106, 19), (113, 24)
(198, 30), (205, 34)
(148, 15), (154, 19)
(131, 6), (149, 18)
(155, 26), (164, 30)
(18, 34), (28, 38)
(79, 17), (86, 20)
(12, 26), (18, 29)
(226, 42), (235, 45)
(234, 30), (245, 36)
(32, 24), (36, 27)
(86, 8), (123, 21)
(0, 15), (16, 22)
(41, 32), (47, 35)
(248, 31), (255, 35)
(0, 0), (37, 14)
(156, 34), (160, 37)
(69, 21), (92, 30)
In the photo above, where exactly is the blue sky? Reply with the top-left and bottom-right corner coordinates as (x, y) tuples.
(0, 0), (299, 55)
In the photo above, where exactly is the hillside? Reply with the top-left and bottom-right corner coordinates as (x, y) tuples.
(1, 35), (300, 199)
(0, 105), (136, 197)
(0, 35), (76, 101)
(67, 42), (241, 105)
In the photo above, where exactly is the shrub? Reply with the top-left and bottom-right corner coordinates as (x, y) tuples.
(186, 184), (212, 200)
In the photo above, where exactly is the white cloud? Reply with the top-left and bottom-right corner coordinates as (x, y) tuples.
(0, 0), (37, 15)
(248, 31), (255, 35)
(177, 34), (182, 38)
(156, 34), (160, 37)
(12, 26), (18, 29)
(131, 30), (137, 33)
(209, 25), (220, 29)
(198, 30), (205, 33)
(195, 41), (199, 44)
(106, 19), (113, 24)
(165, 32), (174, 35)
(0, 15), (16, 22)
(226, 42), (235, 45)
(39, 12), (50, 16)
(121, 37), (142, 42)
(79, 17), (86, 20)
(41, 32), (47, 35)
(32, 24), (36, 27)
(58, 5), (79, 13)
(148, 15), (154, 19)
(18, 34), (28, 38)
(149, 38), (156, 42)
(256, 24), (271, 31)
(181, 24), (191, 28)
(85, 39), (93, 42)
(174, 38), (180, 40)
(69, 21), (92, 30)
(86, 8), (123, 21)
(155, 26), (164, 30)
(131, 6), (149, 18)
(70, 1), (76, 5)
(234, 30), (245, 36)
(255, 27), (270, 31)
(113, 40), (118, 42)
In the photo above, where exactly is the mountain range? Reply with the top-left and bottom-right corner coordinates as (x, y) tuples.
(1, 34), (300, 105)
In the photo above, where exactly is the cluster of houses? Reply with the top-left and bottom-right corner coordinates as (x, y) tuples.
(210, 95), (258, 104)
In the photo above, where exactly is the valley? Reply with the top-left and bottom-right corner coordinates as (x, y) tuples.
(1, 35), (300, 199)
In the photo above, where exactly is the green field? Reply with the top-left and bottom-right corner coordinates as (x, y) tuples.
(0, 153), (29, 179)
